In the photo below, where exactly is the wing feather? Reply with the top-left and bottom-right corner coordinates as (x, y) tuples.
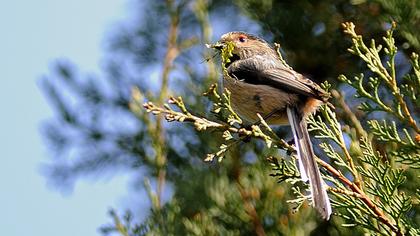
(227, 55), (327, 100)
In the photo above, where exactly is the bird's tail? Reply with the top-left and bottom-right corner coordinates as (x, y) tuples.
(286, 106), (332, 220)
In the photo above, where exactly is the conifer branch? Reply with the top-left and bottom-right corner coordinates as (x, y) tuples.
(139, 21), (420, 236)
(341, 22), (419, 134)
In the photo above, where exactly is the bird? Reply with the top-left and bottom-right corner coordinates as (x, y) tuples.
(209, 31), (332, 220)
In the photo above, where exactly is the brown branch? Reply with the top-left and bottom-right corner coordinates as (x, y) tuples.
(328, 187), (363, 199)
(317, 159), (401, 236)
(395, 92), (419, 133)
(331, 90), (367, 138)
(144, 97), (403, 235)
(144, 101), (251, 134)
(236, 181), (266, 236)
(193, 0), (217, 83)
(154, 0), (180, 208)
(336, 133), (362, 188)
(342, 22), (419, 134)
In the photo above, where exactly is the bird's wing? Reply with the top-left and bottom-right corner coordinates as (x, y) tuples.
(227, 55), (327, 100)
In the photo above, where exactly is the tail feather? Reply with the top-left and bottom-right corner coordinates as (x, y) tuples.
(287, 106), (332, 220)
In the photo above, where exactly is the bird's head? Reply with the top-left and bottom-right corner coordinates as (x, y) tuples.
(207, 32), (274, 65)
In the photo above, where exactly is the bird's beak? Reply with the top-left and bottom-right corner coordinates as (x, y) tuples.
(206, 41), (224, 50)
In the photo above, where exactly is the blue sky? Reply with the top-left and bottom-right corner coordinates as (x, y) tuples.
(0, 1), (132, 235)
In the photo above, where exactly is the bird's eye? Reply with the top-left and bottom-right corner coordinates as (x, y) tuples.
(238, 35), (247, 42)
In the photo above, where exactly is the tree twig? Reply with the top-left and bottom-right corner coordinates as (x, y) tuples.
(317, 159), (401, 235)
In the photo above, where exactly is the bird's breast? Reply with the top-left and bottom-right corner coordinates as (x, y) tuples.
(223, 77), (299, 125)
